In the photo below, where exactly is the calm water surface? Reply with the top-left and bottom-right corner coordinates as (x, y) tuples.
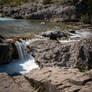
(0, 17), (61, 36)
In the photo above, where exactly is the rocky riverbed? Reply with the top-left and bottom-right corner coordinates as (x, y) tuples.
(0, 0), (92, 90)
(0, 26), (92, 92)
(0, 0), (86, 22)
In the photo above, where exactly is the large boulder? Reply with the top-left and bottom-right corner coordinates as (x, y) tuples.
(29, 37), (92, 70)
(0, 73), (23, 92)
(25, 67), (92, 92)
(0, 36), (19, 65)
(41, 31), (68, 40)
(0, 73), (35, 92)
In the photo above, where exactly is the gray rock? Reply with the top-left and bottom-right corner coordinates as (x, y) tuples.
(29, 37), (92, 70)
(0, 0), (84, 21)
(41, 31), (68, 40)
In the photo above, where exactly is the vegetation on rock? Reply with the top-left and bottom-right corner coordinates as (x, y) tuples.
(81, 0), (92, 24)
(42, 0), (52, 5)
(0, 0), (28, 5)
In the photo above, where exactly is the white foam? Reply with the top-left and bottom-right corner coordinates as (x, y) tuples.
(59, 39), (80, 43)
(0, 17), (15, 21)
(60, 30), (92, 43)
(26, 37), (48, 45)
(0, 54), (39, 74)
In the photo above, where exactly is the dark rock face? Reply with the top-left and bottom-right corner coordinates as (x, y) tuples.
(41, 31), (68, 40)
(0, 43), (18, 65)
(29, 37), (92, 70)
(0, 35), (5, 43)
(0, 37), (18, 65)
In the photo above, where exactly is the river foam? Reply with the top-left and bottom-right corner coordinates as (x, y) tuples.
(0, 54), (39, 74)
(59, 29), (92, 43)
(0, 17), (15, 21)
(0, 39), (40, 75)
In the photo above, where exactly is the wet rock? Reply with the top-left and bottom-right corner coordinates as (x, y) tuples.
(69, 30), (76, 34)
(25, 67), (92, 92)
(41, 31), (68, 40)
(29, 37), (92, 70)
(0, 42), (18, 65)
(12, 13), (23, 19)
(0, 35), (5, 43)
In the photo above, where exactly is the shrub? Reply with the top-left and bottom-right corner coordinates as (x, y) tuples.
(81, 14), (90, 24)
(87, 0), (92, 15)
(81, 0), (92, 24)
(42, 0), (52, 5)
(0, 0), (28, 5)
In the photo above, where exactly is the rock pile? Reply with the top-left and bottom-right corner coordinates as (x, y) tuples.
(29, 37), (92, 70)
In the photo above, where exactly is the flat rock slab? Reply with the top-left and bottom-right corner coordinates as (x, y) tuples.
(0, 73), (35, 92)
(0, 73), (23, 92)
(25, 67), (92, 92)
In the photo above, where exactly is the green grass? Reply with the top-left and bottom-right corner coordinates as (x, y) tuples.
(0, 0), (28, 5)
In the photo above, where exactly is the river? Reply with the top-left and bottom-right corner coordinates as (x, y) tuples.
(0, 17), (62, 36)
(0, 17), (92, 75)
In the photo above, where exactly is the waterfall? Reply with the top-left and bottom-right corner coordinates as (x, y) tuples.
(0, 39), (39, 74)
(15, 39), (27, 60)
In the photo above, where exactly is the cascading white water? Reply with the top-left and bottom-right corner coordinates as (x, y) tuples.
(15, 40), (27, 60)
(0, 39), (39, 75)
(15, 41), (25, 60)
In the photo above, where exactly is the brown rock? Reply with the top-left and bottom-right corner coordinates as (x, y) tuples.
(25, 67), (92, 92)
(29, 37), (92, 70)
(0, 73), (35, 92)
(0, 73), (23, 92)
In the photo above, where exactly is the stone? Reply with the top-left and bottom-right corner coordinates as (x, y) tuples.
(25, 67), (92, 92)
(41, 31), (68, 40)
(0, 0), (85, 21)
(0, 35), (5, 43)
(0, 73), (35, 92)
(0, 73), (23, 92)
(0, 42), (18, 65)
(29, 37), (92, 70)
(69, 30), (76, 34)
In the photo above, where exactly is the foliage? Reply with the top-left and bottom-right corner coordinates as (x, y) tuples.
(42, 0), (52, 5)
(81, 0), (92, 24)
(81, 14), (90, 24)
(87, 0), (92, 15)
(0, 0), (28, 5)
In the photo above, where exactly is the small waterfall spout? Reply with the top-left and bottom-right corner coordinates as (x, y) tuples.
(15, 40), (27, 60)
